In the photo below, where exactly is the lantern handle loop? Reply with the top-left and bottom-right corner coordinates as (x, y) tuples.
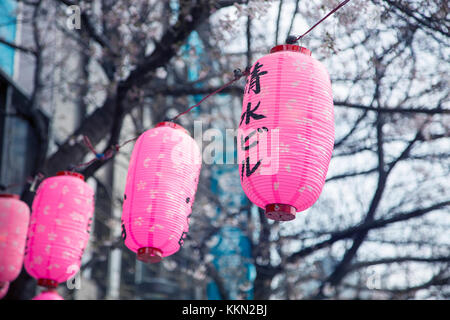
(286, 35), (298, 45)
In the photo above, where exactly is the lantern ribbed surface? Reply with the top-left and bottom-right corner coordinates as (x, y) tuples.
(0, 194), (30, 283)
(24, 172), (94, 285)
(32, 290), (64, 300)
(122, 122), (201, 263)
(0, 282), (9, 299)
(238, 45), (334, 221)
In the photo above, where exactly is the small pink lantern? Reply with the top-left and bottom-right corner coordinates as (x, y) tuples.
(0, 194), (30, 284)
(32, 289), (64, 300)
(238, 44), (334, 221)
(122, 122), (202, 263)
(0, 282), (9, 299)
(24, 171), (94, 289)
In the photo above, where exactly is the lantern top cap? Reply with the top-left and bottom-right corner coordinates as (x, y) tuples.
(155, 121), (189, 135)
(270, 44), (311, 56)
(56, 171), (85, 181)
(0, 193), (20, 199)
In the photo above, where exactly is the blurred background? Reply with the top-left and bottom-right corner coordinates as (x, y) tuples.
(0, 0), (449, 300)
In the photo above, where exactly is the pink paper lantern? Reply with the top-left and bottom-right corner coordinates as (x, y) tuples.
(122, 122), (202, 263)
(32, 289), (64, 300)
(238, 45), (334, 221)
(0, 282), (9, 299)
(24, 171), (94, 288)
(0, 194), (30, 283)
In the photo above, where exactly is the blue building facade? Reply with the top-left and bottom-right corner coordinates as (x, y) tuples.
(0, 1), (48, 196)
(0, 0), (17, 76)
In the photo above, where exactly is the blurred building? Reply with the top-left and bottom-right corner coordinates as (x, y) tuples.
(1, 0), (253, 300)
(0, 0), (48, 196)
(207, 226), (256, 300)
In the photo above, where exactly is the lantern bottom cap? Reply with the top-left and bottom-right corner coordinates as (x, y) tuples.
(137, 247), (163, 264)
(265, 204), (297, 221)
(0, 193), (19, 199)
(37, 279), (58, 288)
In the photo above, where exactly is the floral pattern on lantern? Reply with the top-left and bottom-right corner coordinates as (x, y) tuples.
(238, 44), (334, 221)
(0, 194), (30, 284)
(122, 122), (201, 263)
(24, 171), (94, 287)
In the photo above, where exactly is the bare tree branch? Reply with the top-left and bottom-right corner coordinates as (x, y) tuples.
(286, 200), (450, 264)
(348, 256), (450, 272)
(335, 101), (450, 115)
(0, 37), (37, 56)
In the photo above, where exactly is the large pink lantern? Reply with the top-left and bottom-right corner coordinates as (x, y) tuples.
(238, 44), (334, 221)
(32, 289), (64, 300)
(0, 194), (30, 285)
(122, 122), (202, 263)
(24, 171), (94, 289)
(0, 282), (9, 299)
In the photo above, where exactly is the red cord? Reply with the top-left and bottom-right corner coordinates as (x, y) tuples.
(171, 71), (248, 121)
(170, 1), (352, 122)
(83, 135), (98, 156)
(30, 2), (352, 174)
(296, 0), (351, 41)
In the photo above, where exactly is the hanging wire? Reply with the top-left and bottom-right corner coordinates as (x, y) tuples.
(70, 67), (251, 171)
(1, 0), (352, 188)
(71, 134), (141, 171)
(171, 0), (352, 119)
(0, 173), (44, 193)
(83, 135), (101, 158)
(70, 66), (252, 171)
(294, 0), (351, 42)
(170, 67), (251, 121)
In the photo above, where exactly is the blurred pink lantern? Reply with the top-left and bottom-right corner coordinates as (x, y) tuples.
(122, 122), (202, 263)
(24, 171), (94, 288)
(0, 282), (9, 299)
(238, 44), (334, 221)
(0, 194), (30, 284)
(32, 289), (63, 300)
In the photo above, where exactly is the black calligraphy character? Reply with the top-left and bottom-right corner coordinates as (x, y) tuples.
(86, 217), (93, 234)
(121, 222), (127, 241)
(178, 231), (188, 247)
(240, 130), (258, 151)
(241, 157), (261, 181)
(240, 127), (269, 180)
(240, 128), (269, 151)
(79, 248), (85, 261)
(240, 101), (266, 126)
(257, 127), (269, 133)
(247, 62), (268, 94)
(24, 237), (29, 256)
